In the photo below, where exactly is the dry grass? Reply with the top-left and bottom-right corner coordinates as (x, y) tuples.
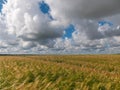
(0, 55), (120, 90)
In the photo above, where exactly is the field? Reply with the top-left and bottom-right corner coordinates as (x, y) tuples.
(0, 55), (120, 90)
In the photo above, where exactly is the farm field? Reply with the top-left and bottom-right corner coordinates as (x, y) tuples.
(0, 55), (120, 90)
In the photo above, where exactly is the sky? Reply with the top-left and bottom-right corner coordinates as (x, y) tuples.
(0, 0), (120, 54)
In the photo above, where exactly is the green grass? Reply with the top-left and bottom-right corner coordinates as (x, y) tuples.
(0, 55), (120, 90)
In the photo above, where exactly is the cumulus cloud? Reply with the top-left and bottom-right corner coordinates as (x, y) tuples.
(0, 0), (120, 54)
(1, 0), (65, 47)
(46, 0), (120, 40)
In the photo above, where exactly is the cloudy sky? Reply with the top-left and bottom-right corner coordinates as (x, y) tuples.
(0, 0), (120, 54)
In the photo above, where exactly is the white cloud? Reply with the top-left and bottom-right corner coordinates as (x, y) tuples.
(1, 0), (65, 45)
(0, 0), (120, 54)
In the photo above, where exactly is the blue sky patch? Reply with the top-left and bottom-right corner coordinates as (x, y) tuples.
(39, 1), (50, 14)
(0, 0), (4, 12)
(63, 24), (75, 39)
(98, 21), (113, 26)
(39, 1), (53, 20)
(0, 0), (7, 12)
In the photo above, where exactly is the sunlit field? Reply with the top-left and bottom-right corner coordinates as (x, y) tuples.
(0, 55), (120, 90)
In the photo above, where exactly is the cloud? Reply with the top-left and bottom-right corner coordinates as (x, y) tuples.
(81, 20), (120, 40)
(46, 0), (120, 40)
(0, 0), (120, 54)
(1, 0), (65, 47)
(46, 0), (120, 19)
